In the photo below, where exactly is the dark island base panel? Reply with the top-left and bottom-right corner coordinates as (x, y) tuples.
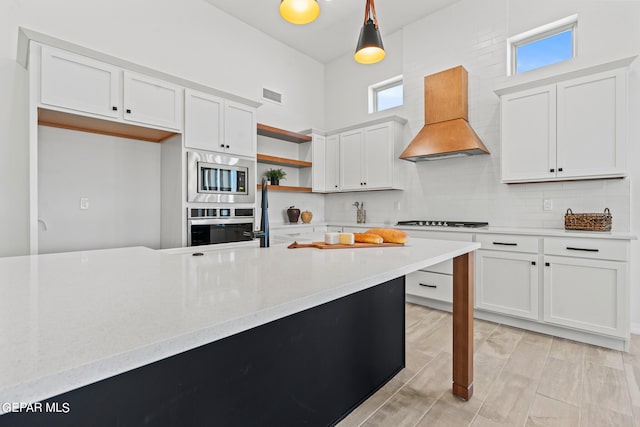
(1, 276), (406, 427)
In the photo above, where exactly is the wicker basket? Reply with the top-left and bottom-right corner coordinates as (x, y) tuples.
(564, 208), (612, 231)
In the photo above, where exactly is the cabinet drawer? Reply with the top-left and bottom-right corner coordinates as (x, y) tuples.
(476, 234), (539, 253)
(406, 271), (452, 303)
(544, 237), (628, 261)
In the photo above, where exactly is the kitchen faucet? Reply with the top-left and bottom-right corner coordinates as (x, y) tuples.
(246, 177), (270, 247)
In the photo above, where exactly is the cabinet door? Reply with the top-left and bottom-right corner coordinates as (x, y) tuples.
(556, 69), (626, 179)
(475, 250), (539, 320)
(123, 71), (182, 130)
(325, 135), (340, 192)
(224, 101), (256, 157)
(311, 134), (326, 192)
(184, 90), (224, 152)
(363, 122), (393, 189)
(543, 256), (627, 338)
(40, 46), (120, 119)
(501, 85), (557, 182)
(339, 129), (364, 191)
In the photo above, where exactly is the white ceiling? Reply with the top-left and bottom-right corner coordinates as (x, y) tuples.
(204, 0), (461, 63)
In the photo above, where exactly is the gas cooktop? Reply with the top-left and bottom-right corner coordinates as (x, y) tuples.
(396, 220), (489, 228)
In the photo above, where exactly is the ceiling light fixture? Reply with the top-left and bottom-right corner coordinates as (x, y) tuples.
(354, 0), (385, 64)
(280, 0), (320, 25)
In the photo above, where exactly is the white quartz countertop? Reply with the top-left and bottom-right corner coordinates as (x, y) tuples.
(333, 223), (637, 240)
(0, 236), (479, 413)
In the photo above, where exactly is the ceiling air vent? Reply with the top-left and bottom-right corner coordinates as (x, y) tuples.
(262, 88), (282, 104)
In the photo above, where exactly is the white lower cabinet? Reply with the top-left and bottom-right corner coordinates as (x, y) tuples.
(401, 228), (631, 350)
(474, 234), (540, 320)
(406, 270), (452, 303)
(476, 251), (539, 320)
(543, 255), (627, 338)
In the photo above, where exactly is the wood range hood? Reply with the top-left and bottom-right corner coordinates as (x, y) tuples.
(400, 65), (489, 161)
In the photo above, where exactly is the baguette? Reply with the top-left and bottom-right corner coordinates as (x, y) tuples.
(353, 233), (383, 244)
(365, 228), (407, 244)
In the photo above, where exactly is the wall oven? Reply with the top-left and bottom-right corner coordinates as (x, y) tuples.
(187, 208), (255, 246)
(187, 151), (255, 204)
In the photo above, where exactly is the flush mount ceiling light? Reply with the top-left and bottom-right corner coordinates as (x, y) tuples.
(354, 0), (385, 64)
(280, 0), (320, 25)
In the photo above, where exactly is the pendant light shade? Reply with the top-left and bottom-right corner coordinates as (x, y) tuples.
(354, 0), (385, 64)
(280, 0), (320, 25)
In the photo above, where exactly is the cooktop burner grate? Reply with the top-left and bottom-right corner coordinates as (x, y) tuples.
(396, 220), (489, 228)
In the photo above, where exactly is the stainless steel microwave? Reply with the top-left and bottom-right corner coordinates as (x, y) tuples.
(187, 151), (256, 204)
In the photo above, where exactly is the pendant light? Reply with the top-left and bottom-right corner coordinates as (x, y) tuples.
(354, 0), (385, 64)
(280, 0), (320, 25)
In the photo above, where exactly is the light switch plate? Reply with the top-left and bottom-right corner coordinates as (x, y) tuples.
(543, 199), (552, 211)
(80, 197), (89, 210)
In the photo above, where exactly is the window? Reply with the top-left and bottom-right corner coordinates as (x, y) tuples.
(369, 76), (403, 113)
(507, 15), (577, 75)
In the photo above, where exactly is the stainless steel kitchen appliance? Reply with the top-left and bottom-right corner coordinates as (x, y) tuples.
(187, 208), (255, 246)
(396, 220), (489, 228)
(187, 151), (255, 204)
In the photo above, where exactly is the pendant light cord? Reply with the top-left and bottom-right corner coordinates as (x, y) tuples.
(363, 0), (379, 29)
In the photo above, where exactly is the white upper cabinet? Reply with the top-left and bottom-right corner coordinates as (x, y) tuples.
(184, 89), (224, 152)
(311, 134), (326, 193)
(339, 128), (364, 191)
(501, 85), (556, 182)
(184, 90), (257, 157)
(224, 101), (256, 157)
(325, 134), (340, 192)
(556, 69), (626, 179)
(122, 71), (182, 130)
(339, 120), (403, 192)
(363, 122), (394, 189)
(40, 46), (120, 119)
(39, 45), (183, 132)
(499, 62), (629, 183)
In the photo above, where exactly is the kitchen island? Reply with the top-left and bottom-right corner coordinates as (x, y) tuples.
(0, 237), (479, 425)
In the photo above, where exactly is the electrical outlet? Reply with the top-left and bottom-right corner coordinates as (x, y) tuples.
(80, 197), (89, 210)
(543, 199), (552, 211)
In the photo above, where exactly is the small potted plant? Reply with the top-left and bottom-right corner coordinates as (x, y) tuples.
(264, 168), (286, 186)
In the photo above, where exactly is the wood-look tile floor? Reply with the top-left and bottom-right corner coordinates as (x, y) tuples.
(337, 303), (640, 427)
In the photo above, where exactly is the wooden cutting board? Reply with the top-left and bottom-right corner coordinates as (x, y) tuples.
(288, 241), (404, 249)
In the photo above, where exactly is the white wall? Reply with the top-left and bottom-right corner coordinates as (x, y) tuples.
(38, 126), (162, 253)
(325, 0), (638, 231)
(0, 0), (325, 256)
(324, 30), (404, 130)
(324, 0), (640, 328)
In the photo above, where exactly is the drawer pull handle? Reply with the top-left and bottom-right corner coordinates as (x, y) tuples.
(566, 247), (599, 252)
(419, 283), (437, 289)
(531, 261), (536, 266)
(493, 242), (517, 246)
(545, 262), (550, 267)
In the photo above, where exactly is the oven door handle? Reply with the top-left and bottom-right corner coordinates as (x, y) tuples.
(188, 218), (255, 226)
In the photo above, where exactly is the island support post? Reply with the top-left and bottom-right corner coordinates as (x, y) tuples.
(452, 252), (474, 400)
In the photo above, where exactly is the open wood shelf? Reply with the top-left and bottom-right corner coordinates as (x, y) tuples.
(257, 123), (312, 143)
(38, 108), (178, 143)
(256, 154), (312, 168)
(257, 184), (312, 193)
